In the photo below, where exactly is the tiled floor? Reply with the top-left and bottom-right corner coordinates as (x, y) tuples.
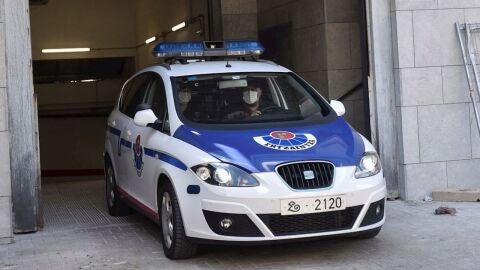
(1, 180), (480, 270)
(41, 180), (142, 232)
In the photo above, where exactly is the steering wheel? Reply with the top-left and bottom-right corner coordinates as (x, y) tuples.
(224, 110), (245, 120)
(260, 106), (280, 114)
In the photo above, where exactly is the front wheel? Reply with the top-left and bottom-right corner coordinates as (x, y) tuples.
(159, 181), (198, 259)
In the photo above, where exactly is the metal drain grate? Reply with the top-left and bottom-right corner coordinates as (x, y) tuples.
(41, 180), (142, 231)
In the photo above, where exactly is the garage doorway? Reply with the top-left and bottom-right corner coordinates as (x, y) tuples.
(17, 0), (372, 232)
(28, 0), (211, 231)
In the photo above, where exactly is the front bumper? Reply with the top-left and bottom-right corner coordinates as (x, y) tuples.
(177, 166), (386, 242)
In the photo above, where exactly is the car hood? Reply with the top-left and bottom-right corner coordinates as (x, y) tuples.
(173, 118), (365, 173)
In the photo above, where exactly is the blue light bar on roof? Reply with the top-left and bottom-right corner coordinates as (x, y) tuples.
(225, 40), (264, 56)
(152, 40), (265, 58)
(153, 41), (204, 57)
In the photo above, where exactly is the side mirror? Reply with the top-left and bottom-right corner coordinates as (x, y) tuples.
(330, 100), (346, 116)
(134, 109), (158, 127)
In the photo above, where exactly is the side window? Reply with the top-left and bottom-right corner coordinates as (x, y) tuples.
(118, 80), (132, 111)
(122, 73), (151, 118)
(145, 75), (169, 133)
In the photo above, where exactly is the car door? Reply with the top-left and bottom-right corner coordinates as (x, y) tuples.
(107, 80), (132, 180)
(125, 73), (169, 210)
(117, 72), (152, 190)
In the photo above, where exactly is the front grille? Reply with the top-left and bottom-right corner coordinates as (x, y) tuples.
(276, 162), (334, 190)
(258, 205), (363, 236)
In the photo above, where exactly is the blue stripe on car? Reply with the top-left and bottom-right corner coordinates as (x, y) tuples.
(109, 127), (122, 136)
(109, 126), (187, 171)
(120, 138), (132, 149)
(144, 148), (188, 171)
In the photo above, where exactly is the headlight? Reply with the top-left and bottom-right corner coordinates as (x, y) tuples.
(192, 163), (259, 187)
(355, 152), (381, 178)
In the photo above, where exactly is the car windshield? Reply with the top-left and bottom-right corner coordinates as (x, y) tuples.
(171, 72), (331, 125)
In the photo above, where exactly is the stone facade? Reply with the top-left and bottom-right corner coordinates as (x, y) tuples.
(0, 0), (13, 244)
(257, 0), (368, 136)
(392, 0), (480, 199)
(221, 0), (258, 39)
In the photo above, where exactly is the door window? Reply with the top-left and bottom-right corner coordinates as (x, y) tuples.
(121, 73), (151, 118)
(144, 74), (169, 133)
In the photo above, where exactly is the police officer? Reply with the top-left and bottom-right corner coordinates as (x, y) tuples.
(242, 86), (262, 117)
(226, 86), (262, 120)
(178, 88), (192, 113)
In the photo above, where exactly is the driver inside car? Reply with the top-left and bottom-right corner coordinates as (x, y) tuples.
(226, 86), (262, 120)
(178, 88), (192, 112)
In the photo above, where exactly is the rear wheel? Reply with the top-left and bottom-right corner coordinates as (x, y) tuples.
(105, 159), (131, 216)
(159, 181), (198, 259)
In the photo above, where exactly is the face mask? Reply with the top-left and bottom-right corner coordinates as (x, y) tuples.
(243, 89), (259, 105)
(179, 90), (191, 104)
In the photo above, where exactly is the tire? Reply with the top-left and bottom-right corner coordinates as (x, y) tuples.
(159, 181), (198, 259)
(354, 227), (382, 239)
(105, 159), (131, 216)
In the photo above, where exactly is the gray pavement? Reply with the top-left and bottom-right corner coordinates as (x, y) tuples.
(1, 180), (480, 270)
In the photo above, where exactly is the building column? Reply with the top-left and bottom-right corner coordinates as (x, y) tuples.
(368, 0), (400, 197)
(4, 0), (41, 232)
(0, 0), (13, 244)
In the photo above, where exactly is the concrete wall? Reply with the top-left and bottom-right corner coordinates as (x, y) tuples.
(135, 0), (188, 68)
(134, 0), (207, 69)
(36, 80), (123, 109)
(221, 0), (258, 39)
(39, 117), (108, 172)
(392, 0), (480, 199)
(36, 80), (123, 172)
(257, 0), (367, 135)
(135, 0), (258, 68)
(30, 0), (137, 60)
(0, 0), (13, 243)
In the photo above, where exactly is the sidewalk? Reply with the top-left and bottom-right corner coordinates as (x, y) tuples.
(1, 180), (479, 270)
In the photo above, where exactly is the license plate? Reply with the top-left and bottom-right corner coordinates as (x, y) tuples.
(280, 195), (346, 216)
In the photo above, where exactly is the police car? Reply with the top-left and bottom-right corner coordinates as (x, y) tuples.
(104, 41), (386, 259)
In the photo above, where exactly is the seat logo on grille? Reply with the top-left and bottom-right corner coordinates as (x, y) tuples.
(303, 170), (315, 180)
(253, 131), (317, 151)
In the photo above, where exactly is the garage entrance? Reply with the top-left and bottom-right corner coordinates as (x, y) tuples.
(28, 0), (214, 231)
(20, 0), (371, 232)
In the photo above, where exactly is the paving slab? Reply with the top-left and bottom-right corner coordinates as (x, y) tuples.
(1, 180), (480, 270)
(432, 188), (480, 202)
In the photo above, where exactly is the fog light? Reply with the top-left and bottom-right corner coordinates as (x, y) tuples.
(219, 218), (233, 230)
(375, 205), (382, 217)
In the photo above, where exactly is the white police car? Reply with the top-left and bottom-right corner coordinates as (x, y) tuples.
(104, 41), (386, 259)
